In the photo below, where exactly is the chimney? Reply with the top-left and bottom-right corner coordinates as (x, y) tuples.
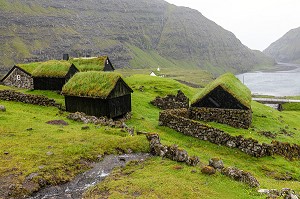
(63, 54), (69, 61)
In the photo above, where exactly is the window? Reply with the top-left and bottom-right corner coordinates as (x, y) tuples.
(106, 60), (109, 64)
(16, 75), (21, 80)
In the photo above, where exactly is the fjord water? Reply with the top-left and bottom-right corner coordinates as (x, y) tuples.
(236, 63), (300, 97)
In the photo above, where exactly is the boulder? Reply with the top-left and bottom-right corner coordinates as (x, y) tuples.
(209, 157), (224, 170)
(201, 166), (216, 175)
(0, 105), (6, 112)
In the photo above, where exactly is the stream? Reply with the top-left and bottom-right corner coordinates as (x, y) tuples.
(28, 153), (150, 199)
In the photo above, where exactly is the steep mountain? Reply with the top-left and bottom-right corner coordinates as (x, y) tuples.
(264, 27), (300, 63)
(0, 0), (274, 75)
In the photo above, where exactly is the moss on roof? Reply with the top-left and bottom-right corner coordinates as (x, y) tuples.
(17, 62), (41, 74)
(31, 60), (72, 77)
(62, 71), (123, 98)
(70, 56), (108, 72)
(191, 73), (252, 109)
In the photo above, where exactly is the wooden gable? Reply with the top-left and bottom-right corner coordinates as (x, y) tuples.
(192, 85), (248, 110)
(103, 57), (115, 71)
(107, 78), (133, 99)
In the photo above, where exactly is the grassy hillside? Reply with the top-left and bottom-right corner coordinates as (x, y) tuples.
(1, 75), (300, 198)
(0, 0), (274, 75)
(264, 26), (300, 63)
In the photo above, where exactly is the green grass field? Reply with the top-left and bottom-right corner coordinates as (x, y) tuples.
(1, 75), (300, 198)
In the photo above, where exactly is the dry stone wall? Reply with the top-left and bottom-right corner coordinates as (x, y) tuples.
(150, 90), (189, 110)
(189, 107), (252, 129)
(146, 133), (200, 166)
(0, 90), (59, 107)
(159, 108), (300, 159)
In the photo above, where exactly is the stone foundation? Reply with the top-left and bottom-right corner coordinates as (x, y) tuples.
(159, 108), (300, 159)
(151, 90), (189, 110)
(189, 107), (252, 129)
(0, 90), (59, 107)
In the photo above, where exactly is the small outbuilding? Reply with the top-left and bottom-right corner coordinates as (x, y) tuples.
(1, 64), (37, 89)
(32, 60), (79, 91)
(190, 73), (252, 129)
(191, 73), (251, 110)
(62, 71), (133, 118)
(70, 56), (115, 72)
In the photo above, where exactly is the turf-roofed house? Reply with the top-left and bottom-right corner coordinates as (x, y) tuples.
(1, 64), (37, 89)
(62, 71), (133, 118)
(32, 60), (79, 91)
(189, 73), (252, 129)
(70, 56), (115, 72)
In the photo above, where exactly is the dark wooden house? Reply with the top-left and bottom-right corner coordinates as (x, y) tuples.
(1, 64), (37, 89)
(32, 61), (79, 91)
(70, 56), (115, 72)
(190, 73), (252, 128)
(62, 71), (133, 118)
(191, 73), (251, 110)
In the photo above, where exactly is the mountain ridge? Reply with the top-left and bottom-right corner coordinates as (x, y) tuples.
(264, 26), (300, 64)
(0, 0), (274, 75)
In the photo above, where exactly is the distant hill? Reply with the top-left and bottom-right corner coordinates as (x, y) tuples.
(0, 0), (274, 74)
(264, 27), (300, 64)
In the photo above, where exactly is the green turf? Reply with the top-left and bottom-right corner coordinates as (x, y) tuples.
(62, 71), (124, 98)
(1, 74), (300, 198)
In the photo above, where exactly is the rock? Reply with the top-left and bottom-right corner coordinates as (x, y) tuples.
(26, 173), (39, 181)
(26, 128), (33, 131)
(4, 151), (9, 155)
(209, 157), (224, 170)
(46, 151), (54, 156)
(191, 170), (197, 173)
(127, 148), (133, 154)
(46, 120), (69, 126)
(201, 166), (216, 175)
(186, 156), (200, 166)
(258, 189), (269, 194)
(0, 105), (6, 112)
(8, 184), (16, 190)
(119, 156), (126, 161)
(221, 167), (260, 188)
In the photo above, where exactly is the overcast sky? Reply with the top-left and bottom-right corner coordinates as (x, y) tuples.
(165, 0), (300, 51)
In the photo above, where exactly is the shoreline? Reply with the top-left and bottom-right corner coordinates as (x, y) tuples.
(260, 62), (300, 73)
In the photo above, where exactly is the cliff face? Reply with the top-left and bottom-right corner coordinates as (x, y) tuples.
(0, 0), (274, 74)
(264, 27), (300, 64)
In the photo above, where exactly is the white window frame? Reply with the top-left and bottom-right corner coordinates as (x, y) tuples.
(16, 75), (21, 80)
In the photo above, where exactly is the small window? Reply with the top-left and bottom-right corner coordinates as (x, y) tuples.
(16, 75), (21, 80)
(106, 60), (109, 64)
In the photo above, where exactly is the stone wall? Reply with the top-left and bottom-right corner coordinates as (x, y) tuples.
(189, 107), (252, 129)
(2, 68), (33, 89)
(159, 109), (300, 159)
(146, 133), (200, 166)
(272, 141), (300, 160)
(150, 90), (189, 110)
(0, 90), (59, 107)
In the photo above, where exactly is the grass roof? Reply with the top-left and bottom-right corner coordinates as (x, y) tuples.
(62, 71), (122, 98)
(31, 60), (72, 77)
(17, 62), (41, 74)
(70, 56), (108, 72)
(191, 73), (252, 109)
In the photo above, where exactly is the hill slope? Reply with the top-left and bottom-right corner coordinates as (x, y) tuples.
(264, 27), (300, 63)
(0, 0), (274, 74)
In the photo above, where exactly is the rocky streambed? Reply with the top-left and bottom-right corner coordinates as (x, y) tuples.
(28, 153), (150, 199)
